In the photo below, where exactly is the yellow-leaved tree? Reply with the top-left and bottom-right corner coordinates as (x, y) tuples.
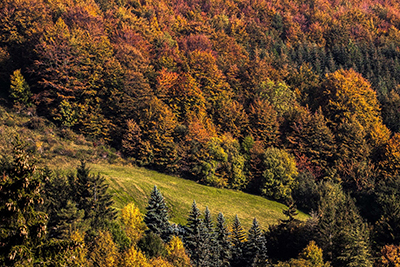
(121, 203), (147, 245)
(166, 235), (191, 267)
(121, 245), (151, 267)
(90, 230), (119, 267)
(320, 69), (387, 135)
(319, 69), (390, 158)
(64, 231), (90, 267)
(149, 257), (175, 267)
(9, 69), (32, 108)
(382, 133), (400, 177)
(275, 240), (331, 267)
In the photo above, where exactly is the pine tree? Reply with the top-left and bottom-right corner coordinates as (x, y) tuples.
(335, 196), (372, 267)
(0, 137), (48, 265)
(204, 206), (214, 233)
(43, 171), (79, 239)
(53, 200), (85, 239)
(216, 212), (231, 266)
(204, 206), (219, 265)
(144, 185), (171, 242)
(317, 182), (372, 267)
(245, 218), (268, 266)
(69, 161), (116, 229)
(230, 215), (247, 267)
(184, 201), (211, 266)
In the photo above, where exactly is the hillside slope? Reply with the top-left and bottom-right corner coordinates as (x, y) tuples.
(90, 163), (309, 229)
(0, 107), (308, 230)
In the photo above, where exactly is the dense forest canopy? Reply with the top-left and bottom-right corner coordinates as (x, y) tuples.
(2, 0), (400, 265)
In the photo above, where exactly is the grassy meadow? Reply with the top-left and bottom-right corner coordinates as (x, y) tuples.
(0, 106), (309, 230)
(90, 163), (309, 229)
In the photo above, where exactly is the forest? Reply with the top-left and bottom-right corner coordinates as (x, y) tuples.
(2, 0), (400, 265)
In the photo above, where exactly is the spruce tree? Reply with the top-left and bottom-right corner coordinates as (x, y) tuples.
(69, 161), (116, 229)
(144, 185), (171, 242)
(0, 138), (48, 265)
(245, 218), (268, 266)
(184, 201), (211, 266)
(230, 215), (247, 267)
(204, 206), (219, 265)
(317, 182), (372, 267)
(335, 195), (372, 267)
(216, 212), (231, 266)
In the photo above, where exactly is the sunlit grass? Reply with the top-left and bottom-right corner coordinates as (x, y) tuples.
(90, 163), (309, 230)
(0, 107), (309, 230)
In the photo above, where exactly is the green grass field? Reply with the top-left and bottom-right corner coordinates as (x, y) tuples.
(0, 106), (309, 230)
(89, 163), (309, 230)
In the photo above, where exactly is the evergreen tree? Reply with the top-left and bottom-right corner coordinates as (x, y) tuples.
(53, 200), (85, 239)
(204, 206), (219, 265)
(204, 206), (214, 233)
(374, 177), (400, 247)
(230, 215), (247, 267)
(245, 218), (268, 266)
(0, 138), (48, 265)
(43, 171), (77, 239)
(69, 161), (116, 229)
(184, 201), (211, 266)
(144, 185), (171, 242)
(215, 212), (231, 266)
(317, 182), (372, 267)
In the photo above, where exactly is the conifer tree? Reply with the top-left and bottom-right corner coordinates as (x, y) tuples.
(204, 206), (214, 233)
(0, 138), (48, 265)
(144, 185), (171, 242)
(184, 201), (211, 266)
(43, 171), (80, 239)
(216, 212), (231, 266)
(204, 206), (219, 265)
(230, 215), (247, 267)
(69, 161), (116, 229)
(53, 200), (85, 239)
(245, 218), (268, 266)
(317, 182), (372, 267)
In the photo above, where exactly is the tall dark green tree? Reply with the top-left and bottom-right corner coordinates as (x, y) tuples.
(216, 212), (231, 266)
(0, 138), (48, 266)
(184, 201), (212, 267)
(230, 215), (247, 267)
(373, 176), (400, 248)
(317, 182), (372, 267)
(68, 161), (116, 229)
(144, 185), (171, 242)
(245, 218), (268, 266)
(204, 206), (219, 265)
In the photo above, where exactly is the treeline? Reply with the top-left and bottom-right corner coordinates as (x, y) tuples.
(2, 0), (400, 264)
(2, 0), (400, 201)
(0, 142), (372, 266)
(2, 141), (399, 266)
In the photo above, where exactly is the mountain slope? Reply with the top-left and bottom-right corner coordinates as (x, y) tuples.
(90, 163), (309, 229)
